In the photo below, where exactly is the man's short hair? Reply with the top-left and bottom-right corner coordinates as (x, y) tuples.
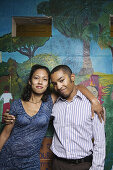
(51, 65), (72, 77)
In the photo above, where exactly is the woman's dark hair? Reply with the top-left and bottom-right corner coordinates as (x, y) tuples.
(21, 64), (50, 102)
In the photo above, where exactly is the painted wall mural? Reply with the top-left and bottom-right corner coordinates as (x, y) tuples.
(0, 0), (113, 169)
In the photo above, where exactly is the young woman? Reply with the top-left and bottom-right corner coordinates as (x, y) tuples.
(0, 64), (103, 169)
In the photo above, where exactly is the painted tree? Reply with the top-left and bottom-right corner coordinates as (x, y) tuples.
(0, 33), (50, 59)
(97, 1), (113, 58)
(17, 53), (60, 82)
(0, 59), (23, 98)
(37, 0), (109, 75)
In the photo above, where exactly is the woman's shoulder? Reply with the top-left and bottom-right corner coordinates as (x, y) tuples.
(10, 99), (21, 108)
(10, 99), (21, 115)
(11, 98), (21, 104)
(46, 94), (53, 104)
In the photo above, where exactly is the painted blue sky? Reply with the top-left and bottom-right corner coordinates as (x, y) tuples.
(0, 0), (112, 74)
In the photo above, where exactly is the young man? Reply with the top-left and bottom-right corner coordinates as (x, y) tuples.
(50, 65), (105, 170)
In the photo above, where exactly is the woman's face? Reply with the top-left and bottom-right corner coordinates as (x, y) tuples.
(29, 69), (49, 95)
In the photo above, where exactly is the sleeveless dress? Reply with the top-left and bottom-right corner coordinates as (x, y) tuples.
(0, 95), (53, 170)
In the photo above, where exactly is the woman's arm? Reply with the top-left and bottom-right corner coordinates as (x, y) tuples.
(0, 122), (15, 150)
(77, 84), (104, 122)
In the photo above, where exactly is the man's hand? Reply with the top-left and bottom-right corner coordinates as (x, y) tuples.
(3, 109), (15, 125)
(91, 99), (104, 123)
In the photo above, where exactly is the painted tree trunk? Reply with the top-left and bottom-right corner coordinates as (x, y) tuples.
(17, 46), (38, 59)
(109, 45), (113, 58)
(79, 40), (94, 75)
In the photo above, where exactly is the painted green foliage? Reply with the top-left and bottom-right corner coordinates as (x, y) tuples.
(97, 2), (113, 58)
(0, 33), (50, 59)
(0, 59), (22, 98)
(103, 86), (113, 170)
(17, 53), (60, 83)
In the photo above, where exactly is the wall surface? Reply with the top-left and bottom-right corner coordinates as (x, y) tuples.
(0, 0), (113, 169)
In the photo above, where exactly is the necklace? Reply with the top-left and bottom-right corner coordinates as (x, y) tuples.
(28, 100), (41, 104)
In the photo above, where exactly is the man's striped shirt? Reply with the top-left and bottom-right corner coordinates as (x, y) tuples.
(51, 90), (105, 170)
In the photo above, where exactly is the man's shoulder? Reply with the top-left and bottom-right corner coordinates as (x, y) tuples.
(77, 90), (91, 106)
(77, 90), (90, 100)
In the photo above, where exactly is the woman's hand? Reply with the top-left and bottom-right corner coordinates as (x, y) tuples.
(3, 109), (15, 125)
(91, 99), (104, 123)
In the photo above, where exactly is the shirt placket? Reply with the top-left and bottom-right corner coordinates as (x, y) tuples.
(64, 101), (71, 158)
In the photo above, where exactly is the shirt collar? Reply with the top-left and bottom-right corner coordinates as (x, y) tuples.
(56, 90), (84, 103)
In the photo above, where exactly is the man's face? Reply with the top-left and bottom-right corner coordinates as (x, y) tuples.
(51, 69), (75, 99)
